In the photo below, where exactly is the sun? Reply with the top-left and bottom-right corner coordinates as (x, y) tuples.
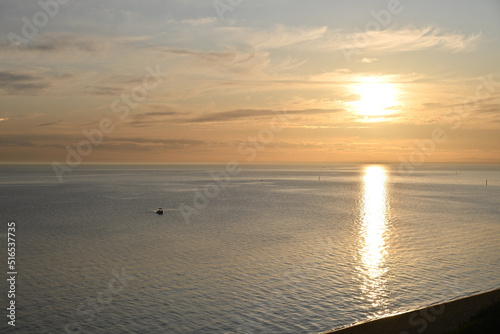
(352, 78), (398, 118)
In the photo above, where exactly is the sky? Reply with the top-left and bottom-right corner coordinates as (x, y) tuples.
(0, 0), (499, 164)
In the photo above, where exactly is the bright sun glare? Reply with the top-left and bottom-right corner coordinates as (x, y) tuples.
(352, 78), (398, 118)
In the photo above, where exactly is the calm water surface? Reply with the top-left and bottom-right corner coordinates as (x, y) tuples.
(0, 164), (499, 333)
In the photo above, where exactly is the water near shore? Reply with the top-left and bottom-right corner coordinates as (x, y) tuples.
(1, 163), (499, 333)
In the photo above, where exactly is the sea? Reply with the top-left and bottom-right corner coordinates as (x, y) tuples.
(0, 163), (499, 333)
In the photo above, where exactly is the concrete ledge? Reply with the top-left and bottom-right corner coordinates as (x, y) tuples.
(321, 288), (500, 334)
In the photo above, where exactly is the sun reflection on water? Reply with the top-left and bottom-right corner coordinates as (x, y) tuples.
(357, 165), (390, 312)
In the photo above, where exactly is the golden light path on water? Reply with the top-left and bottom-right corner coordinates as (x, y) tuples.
(357, 165), (390, 314)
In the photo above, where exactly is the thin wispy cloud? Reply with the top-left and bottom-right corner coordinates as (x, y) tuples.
(0, 138), (36, 147)
(336, 26), (481, 53)
(0, 33), (106, 54)
(127, 110), (184, 127)
(37, 120), (63, 127)
(86, 86), (124, 96)
(0, 70), (50, 95)
(181, 17), (217, 26)
(189, 108), (342, 123)
(244, 24), (328, 49)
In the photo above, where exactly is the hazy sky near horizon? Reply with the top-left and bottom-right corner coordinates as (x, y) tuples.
(0, 0), (499, 163)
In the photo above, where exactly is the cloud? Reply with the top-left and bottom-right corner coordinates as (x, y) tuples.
(162, 47), (269, 68)
(0, 138), (36, 147)
(181, 17), (217, 26)
(336, 26), (480, 53)
(159, 21), (328, 53)
(7, 82), (49, 92)
(244, 24), (328, 49)
(0, 134), (206, 152)
(162, 47), (243, 63)
(95, 137), (207, 151)
(474, 103), (500, 114)
(189, 108), (341, 123)
(137, 111), (179, 117)
(0, 70), (50, 95)
(126, 109), (184, 127)
(37, 120), (63, 127)
(0, 117), (9, 122)
(309, 71), (425, 85)
(96, 143), (155, 152)
(0, 33), (106, 54)
(111, 137), (205, 146)
(0, 71), (35, 82)
(160, 46), (271, 76)
(163, 24), (478, 57)
(86, 86), (124, 96)
(361, 57), (377, 63)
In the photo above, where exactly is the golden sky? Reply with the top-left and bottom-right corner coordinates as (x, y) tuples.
(1, 0), (500, 163)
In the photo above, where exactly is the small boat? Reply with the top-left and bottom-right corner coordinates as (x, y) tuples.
(155, 208), (164, 215)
